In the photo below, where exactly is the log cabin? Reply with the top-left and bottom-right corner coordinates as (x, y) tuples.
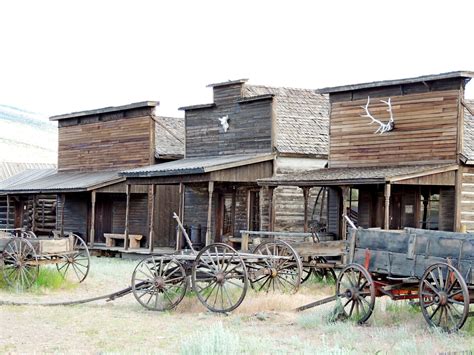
(122, 79), (329, 248)
(0, 101), (184, 252)
(259, 71), (474, 239)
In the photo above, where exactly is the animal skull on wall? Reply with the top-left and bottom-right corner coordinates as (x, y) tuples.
(218, 115), (230, 132)
(360, 97), (395, 134)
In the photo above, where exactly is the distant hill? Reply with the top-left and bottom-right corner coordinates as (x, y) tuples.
(0, 105), (57, 164)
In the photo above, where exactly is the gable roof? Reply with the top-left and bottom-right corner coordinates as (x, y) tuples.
(154, 115), (185, 159)
(0, 162), (56, 182)
(464, 99), (474, 162)
(242, 85), (329, 157)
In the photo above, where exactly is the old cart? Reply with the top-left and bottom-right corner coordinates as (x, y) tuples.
(302, 227), (474, 333)
(0, 229), (90, 289)
(130, 214), (303, 313)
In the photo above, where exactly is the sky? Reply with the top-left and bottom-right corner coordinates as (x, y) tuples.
(1, 0), (473, 118)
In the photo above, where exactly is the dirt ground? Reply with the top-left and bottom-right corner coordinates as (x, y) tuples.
(0, 256), (473, 354)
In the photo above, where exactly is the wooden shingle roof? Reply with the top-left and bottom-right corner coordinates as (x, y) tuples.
(154, 115), (184, 159)
(463, 99), (474, 163)
(242, 85), (329, 157)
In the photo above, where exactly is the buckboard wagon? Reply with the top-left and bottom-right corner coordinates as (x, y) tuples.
(300, 227), (474, 333)
(0, 230), (90, 289)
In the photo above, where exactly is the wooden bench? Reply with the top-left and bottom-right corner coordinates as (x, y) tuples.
(104, 233), (143, 249)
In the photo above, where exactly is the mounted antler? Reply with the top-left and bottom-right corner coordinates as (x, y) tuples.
(361, 97), (395, 134)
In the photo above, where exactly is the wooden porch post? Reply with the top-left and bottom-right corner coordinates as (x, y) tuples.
(384, 183), (391, 230)
(454, 167), (462, 232)
(124, 184), (130, 250)
(32, 195), (37, 233)
(302, 187), (310, 233)
(90, 190), (96, 247)
(267, 186), (275, 231)
(6, 194), (10, 228)
(205, 181), (214, 246)
(60, 194), (66, 238)
(176, 183), (185, 250)
(149, 184), (156, 252)
(341, 187), (349, 240)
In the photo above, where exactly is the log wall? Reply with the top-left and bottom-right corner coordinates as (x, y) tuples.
(461, 166), (474, 232)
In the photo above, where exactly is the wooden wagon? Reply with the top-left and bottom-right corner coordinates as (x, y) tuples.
(0, 230), (90, 290)
(310, 227), (474, 333)
(130, 214), (303, 313)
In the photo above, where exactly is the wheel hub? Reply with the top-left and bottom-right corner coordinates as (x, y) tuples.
(345, 287), (359, 300)
(270, 268), (278, 278)
(215, 272), (226, 285)
(154, 276), (166, 289)
(436, 292), (448, 306)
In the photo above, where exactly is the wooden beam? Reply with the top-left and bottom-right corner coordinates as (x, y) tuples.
(176, 183), (185, 251)
(267, 186), (275, 231)
(302, 187), (310, 233)
(384, 183), (391, 230)
(90, 190), (96, 247)
(124, 184), (130, 250)
(205, 181), (214, 246)
(32, 195), (37, 233)
(341, 187), (349, 239)
(454, 167), (462, 232)
(149, 184), (156, 252)
(60, 194), (66, 238)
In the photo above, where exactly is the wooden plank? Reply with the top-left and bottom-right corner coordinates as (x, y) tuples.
(124, 184), (130, 250)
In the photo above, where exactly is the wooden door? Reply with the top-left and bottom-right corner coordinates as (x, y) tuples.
(94, 196), (113, 243)
(216, 192), (235, 242)
(390, 192), (402, 230)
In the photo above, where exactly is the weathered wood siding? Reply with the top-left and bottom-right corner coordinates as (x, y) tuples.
(185, 84), (273, 158)
(461, 167), (474, 232)
(329, 89), (460, 168)
(327, 187), (341, 237)
(57, 193), (89, 239)
(57, 108), (154, 171)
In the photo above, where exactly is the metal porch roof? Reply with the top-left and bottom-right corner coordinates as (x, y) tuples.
(0, 169), (124, 194)
(258, 164), (457, 186)
(121, 154), (274, 178)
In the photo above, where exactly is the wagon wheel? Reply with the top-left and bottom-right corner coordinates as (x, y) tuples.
(192, 243), (248, 313)
(132, 256), (188, 311)
(56, 234), (90, 283)
(21, 231), (37, 239)
(301, 266), (313, 284)
(336, 263), (375, 324)
(419, 263), (470, 333)
(250, 240), (302, 293)
(313, 257), (337, 284)
(2, 237), (39, 290)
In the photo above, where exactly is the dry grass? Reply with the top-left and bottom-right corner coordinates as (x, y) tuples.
(0, 256), (473, 354)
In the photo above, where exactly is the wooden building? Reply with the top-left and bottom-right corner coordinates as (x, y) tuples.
(259, 71), (474, 238)
(0, 102), (184, 251)
(122, 79), (329, 247)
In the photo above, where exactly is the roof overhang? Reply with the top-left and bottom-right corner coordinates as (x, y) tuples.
(316, 71), (474, 94)
(122, 154), (275, 185)
(258, 164), (458, 187)
(50, 101), (159, 121)
(0, 170), (125, 194)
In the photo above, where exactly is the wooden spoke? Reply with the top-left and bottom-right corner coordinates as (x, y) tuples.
(2, 237), (39, 290)
(132, 257), (187, 311)
(56, 234), (90, 283)
(192, 243), (248, 313)
(419, 263), (469, 333)
(336, 263), (375, 324)
(250, 240), (302, 294)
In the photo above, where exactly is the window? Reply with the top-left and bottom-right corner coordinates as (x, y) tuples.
(419, 187), (439, 230)
(222, 195), (233, 235)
